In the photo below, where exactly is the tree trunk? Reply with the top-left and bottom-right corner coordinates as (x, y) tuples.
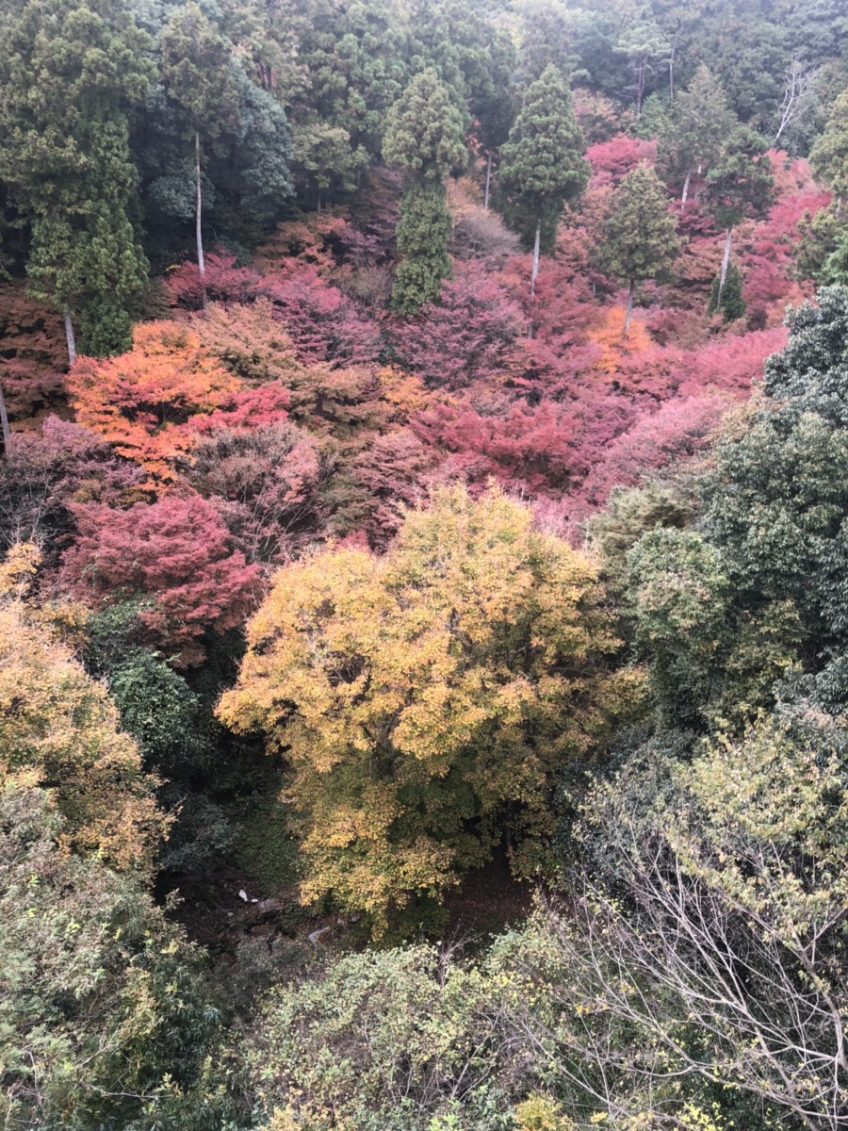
(530, 218), (541, 299)
(681, 168), (691, 204)
(623, 280), (634, 339)
(0, 382), (10, 457)
(195, 130), (207, 310)
(717, 226), (733, 305)
(483, 150), (493, 209)
(63, 306), (77, 367)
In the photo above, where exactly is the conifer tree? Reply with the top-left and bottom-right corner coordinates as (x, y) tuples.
(391, 184), (454, 316)
(597, 162), (681, 335)
(498, 65), (589, 297)
(704, 125), (775, 306)
(383, 68), (467, 315)
(658, 65), (735, 202)
(0, 0), (153, 361)
(159, 3), (241, 307)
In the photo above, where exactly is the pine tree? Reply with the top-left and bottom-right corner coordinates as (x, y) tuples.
(704, 125), (775, 307)
(383, 68), (467, 315)
(0, 0), (153, 361)
(597, 161), (681, 336)
(658, 65), (735, 202)
(498, 65), (589, 297)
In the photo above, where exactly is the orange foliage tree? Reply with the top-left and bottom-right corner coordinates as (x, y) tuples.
(67, 321), (241, 480)
(588, 305), (653, 374)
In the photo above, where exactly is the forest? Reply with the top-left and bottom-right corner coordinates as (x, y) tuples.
(3, 0), (848, 1127)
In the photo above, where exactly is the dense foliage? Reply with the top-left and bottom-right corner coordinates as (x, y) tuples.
(4, 1), (848, 1128)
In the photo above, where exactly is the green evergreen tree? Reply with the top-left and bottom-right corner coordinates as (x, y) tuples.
(614, 19), (671, 119)
(0, 0), (153, 361)
(597, 161), (681, 335)
(391, 183), (453, 315)
(159, 3), (242, 304)
(498, 65), (589, 297)
(382, 67), (467, 182)
(708, 260), (746, 322)
(383, 68), (467, 315)
(658, 64), (735, 202)
(704, 125), (775, 308)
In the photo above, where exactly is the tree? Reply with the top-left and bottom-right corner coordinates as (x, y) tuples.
(0, 0), (153, 359)
(159, 3), (244, 304)
(390, 184), (455, 315)
(810, 87), (848, 209)
(709, 259), (746, 321)
(218, 486), (640, 935)
(704, 125), (776, 306)
(383, 68), (468, 314)
(658, 64), (735, 202)
(499, 66), (589, 298)
(596, 162), (681, 335)
(391, 267), (527, 388)
(67, 320), (241, 481)
(0, 778), (223, 1130)
(0, 557), (165, 873)
(245, 944), (499, 1129)
(622, 288), (848, 726)
(187, 421), (325, 565)
(553, 708), (848, 1131)
(60, 495), (262, 667)
(614, 20), (671, 119)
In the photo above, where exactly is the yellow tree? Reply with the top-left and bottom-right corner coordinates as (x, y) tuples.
(0, 545), (166, 872)
(218, 487), (642, 934)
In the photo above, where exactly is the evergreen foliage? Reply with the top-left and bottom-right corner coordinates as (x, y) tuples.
(499, 64), (589, 251)
(391, 183), (453, 314)
(0, 0), (153, 356)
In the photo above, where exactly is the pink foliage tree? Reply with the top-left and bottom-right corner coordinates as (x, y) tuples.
(263, 264), (382, 368)
(391, 267), (527, 389)
(167, 252), (263, 310)
(61, 495), (262, 665)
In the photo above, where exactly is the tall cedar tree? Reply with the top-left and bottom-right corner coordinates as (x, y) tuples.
(159, 3), (241, 306)
(704, 125), (775, 305)
(0, 0), (153, 362)
(597, 161), (681, 335)
(383, 68), (467, 314)
(498, 65), (589, 297)
(658, 64), (735, 202)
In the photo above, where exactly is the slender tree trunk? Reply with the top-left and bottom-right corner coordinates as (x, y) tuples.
(717, 226), (733, 305)
(530, 218), (541, 299)
(483, 150), (493, 209)
(63, 306), (77, 367)
(0, 382), (10, 456)
(195, 130), (207, 310)
(681, 168), (691, 204)
(623, 280), (634, 339)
